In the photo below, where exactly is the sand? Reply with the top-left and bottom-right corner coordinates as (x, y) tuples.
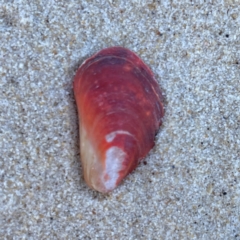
(0, 0), (240, 239)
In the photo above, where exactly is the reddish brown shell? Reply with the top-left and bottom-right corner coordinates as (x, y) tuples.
(73, 46), (164, 193)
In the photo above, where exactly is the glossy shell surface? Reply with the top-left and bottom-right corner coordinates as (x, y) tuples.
(73, 47), (164, 193)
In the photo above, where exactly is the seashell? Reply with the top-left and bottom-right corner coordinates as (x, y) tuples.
(73, 47), (164, 193)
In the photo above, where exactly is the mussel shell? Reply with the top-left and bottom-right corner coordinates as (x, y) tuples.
(73, 47), (164, 192)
